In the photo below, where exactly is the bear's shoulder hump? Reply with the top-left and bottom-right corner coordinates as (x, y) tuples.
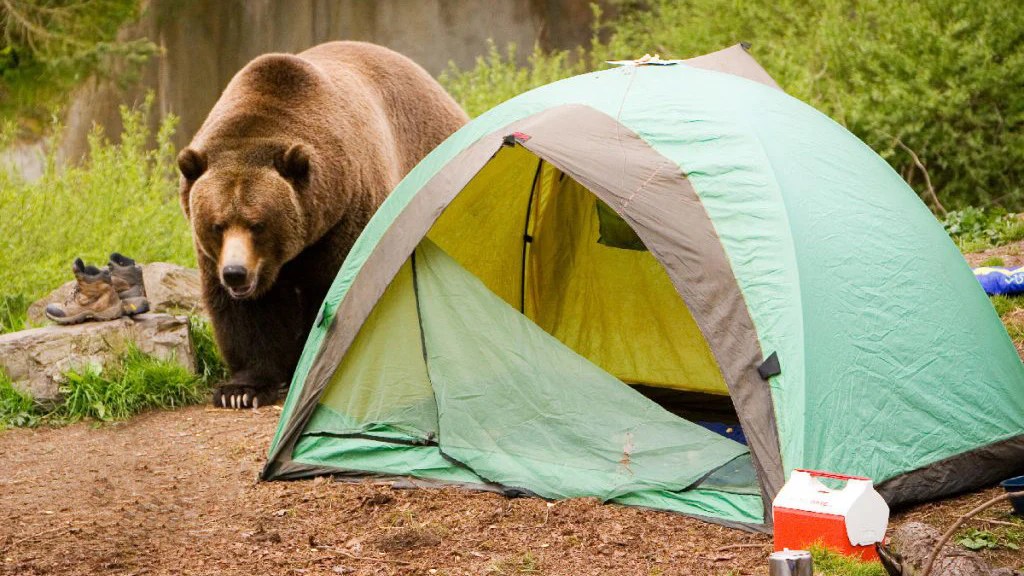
(237, 53), (326, 95)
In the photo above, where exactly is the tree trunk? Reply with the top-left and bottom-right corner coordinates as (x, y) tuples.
(878, 522), (1020, 576)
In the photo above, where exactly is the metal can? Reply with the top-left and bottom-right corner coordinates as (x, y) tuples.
(768, 549), (813, 576)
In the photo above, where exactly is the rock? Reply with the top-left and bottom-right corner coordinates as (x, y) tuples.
(141, 262), (203, 315)
(28, 262), (202, 324)
(0, 313), (195, 402)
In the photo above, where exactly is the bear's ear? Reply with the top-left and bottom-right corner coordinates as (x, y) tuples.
(177, 148), (207, 181)
(274, 144), (311, 184)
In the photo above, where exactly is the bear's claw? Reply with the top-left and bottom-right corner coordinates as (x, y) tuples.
(213, 385), (276, 410)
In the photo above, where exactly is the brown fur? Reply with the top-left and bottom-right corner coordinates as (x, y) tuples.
(178, 42), (467, 407)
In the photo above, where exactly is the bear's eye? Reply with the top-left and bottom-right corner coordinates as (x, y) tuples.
(210, 223), (224, 235)
(251, 222), (265, 234)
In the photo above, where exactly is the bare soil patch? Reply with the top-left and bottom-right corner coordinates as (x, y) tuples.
(962, 241), (1024, 268)
(0, 405), (772, 576)
(0, 404), (1020, 575)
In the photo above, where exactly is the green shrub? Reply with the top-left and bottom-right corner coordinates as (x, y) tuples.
(55, 346), (207, 423)
(608, 0), (1024, 211)
(439, 4), (612, 118)
(442, 0), (1024, 211)
(957, 527), (1022, 551)
(0, 95), (194, 303)
(942, 208), (1024, 251)
(0, 370), (39, 428)
(441, 41), (592, 118)
(0, 0), (156, 131)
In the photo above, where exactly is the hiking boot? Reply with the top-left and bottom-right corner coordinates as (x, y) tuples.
(108, 252), (150, 316)
(45, 259), (124, 325)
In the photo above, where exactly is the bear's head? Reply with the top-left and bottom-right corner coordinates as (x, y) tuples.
(177, 143), (312, 299)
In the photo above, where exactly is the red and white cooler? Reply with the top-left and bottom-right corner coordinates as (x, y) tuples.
(772, 469), (889, 560)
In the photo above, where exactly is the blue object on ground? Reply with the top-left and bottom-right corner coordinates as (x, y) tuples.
(973, 266), (1024, 295)
(1001, 475), (1024, 516)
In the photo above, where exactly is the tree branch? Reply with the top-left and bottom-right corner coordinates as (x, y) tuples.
(921, 493), (1012, 576)
(893, 137), (947, 217)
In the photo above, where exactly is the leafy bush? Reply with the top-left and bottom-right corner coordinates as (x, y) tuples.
(611, 0), (1024, 211)
(0, 0), (156, 131)
(0, 95), (194, 304)
(441, 41), (593, 118)
(442, 0), (1024, 211)
(941, 207), (1024, 251)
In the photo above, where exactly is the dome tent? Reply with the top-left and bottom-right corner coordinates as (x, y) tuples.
(262, 45), (1024, 530)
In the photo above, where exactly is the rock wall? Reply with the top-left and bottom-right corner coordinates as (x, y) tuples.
(59, 0), (605, 160)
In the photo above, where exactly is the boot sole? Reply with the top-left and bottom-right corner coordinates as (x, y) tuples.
(46, 304), (124, 325)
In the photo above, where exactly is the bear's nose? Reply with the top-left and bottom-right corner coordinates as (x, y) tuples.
(221, 265), (249, 287)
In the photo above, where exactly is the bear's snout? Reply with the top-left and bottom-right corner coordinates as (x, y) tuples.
(220, 263), (258, 299)
(219, 228), (261, 299)
(222, 265), (249, 287)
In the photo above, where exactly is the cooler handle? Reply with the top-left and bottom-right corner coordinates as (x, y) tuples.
(794, 468), (871, 482)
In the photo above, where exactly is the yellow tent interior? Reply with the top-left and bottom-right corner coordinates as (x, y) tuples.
(322, 144), (733, 426)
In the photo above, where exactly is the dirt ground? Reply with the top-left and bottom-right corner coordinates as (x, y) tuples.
(962, 240), (1024, 268)
(0, 404), (1021, 576)
(2, 245), (1023, 576)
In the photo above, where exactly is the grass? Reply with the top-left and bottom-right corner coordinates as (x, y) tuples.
(56, 346), (207, 422)
(0, 294), (31, 333)
(189, 315), (228, 385)
(990, 295), (1024, 318)
(0, 317), (221, 428)
(981, 256), (1007, 267)
(0, 95), (194, 310)
(990, 295), (1024, 346)
(1004, 318), (1024, 344)
(0, 93), (224, 427)
(0, 370), (41, 429)
(810, 545), (887, 576)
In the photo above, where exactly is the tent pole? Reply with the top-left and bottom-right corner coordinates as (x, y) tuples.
(520, 156), (543, 312)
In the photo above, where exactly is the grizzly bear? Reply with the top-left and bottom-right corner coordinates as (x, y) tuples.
(177, 42), (468, 408)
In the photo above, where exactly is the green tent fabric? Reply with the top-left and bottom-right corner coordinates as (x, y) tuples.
(416, 239), (747, 501)
(262, 45), (1024, 531)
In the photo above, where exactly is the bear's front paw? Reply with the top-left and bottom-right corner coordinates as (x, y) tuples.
(212, 383), (279, 410)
